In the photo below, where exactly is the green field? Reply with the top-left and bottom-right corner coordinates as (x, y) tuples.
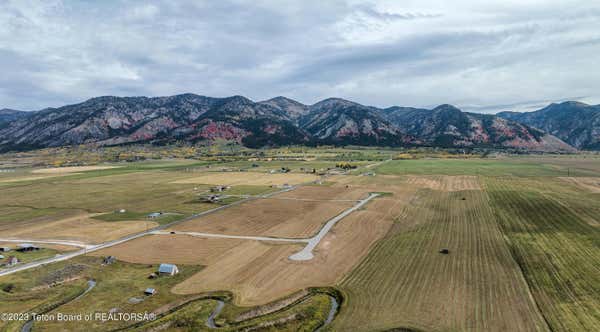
(374, 158), (600, 177)
(335, 186), (547, 331)
(485, 177), (600, 331)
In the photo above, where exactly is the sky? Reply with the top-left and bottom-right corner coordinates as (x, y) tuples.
(1, 0), (599, 113)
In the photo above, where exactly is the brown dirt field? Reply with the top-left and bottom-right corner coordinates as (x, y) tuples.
(90, 234), (245, 265)
(0, 212), (157, 244)
(559, 177), (600, 193)
(275, 185), (370, 201)
(170, 199), (353, 238)
(31, 165), (120, 174)
(171, 172), (317, 186)
(171, 186), (416, 306)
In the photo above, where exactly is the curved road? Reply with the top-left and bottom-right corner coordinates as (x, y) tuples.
(289, 193), (379, 261)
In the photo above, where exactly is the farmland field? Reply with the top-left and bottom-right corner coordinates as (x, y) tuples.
(374, 157), (600, 177)
(0, 150), (599, 331)
(334, 183), (548, 332)
(171, 171), (319, 186)
(171, 188), (362, 238)
(485, 177), (600, 331)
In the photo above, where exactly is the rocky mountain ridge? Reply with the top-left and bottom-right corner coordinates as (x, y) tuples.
(498, 101), (600, 150)
(0, 94), (578, 152)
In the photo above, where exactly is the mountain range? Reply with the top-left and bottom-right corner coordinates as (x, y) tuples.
(0, 94), (593, 152)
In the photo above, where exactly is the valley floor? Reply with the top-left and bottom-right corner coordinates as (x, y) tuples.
(0, 152), (598, 331)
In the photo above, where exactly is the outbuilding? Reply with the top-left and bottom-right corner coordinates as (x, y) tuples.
(16, 243), (40, 252)
(144, 288), (157, 296)
(158, 263), (179, 276)
(102, 256), (117, 265)
(210, 185), (230, 192)
(0, 247), (10, 252)
(6, 256), (19, 266)
(147, 212), (162, 219)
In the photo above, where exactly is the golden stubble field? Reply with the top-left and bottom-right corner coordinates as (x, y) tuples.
(170, 194), (359, 238)
(0, 211), (156, 244)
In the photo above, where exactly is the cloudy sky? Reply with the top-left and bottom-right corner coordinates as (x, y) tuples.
(1, 0), (599, 112)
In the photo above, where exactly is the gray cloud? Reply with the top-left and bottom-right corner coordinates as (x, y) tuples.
(1, 0), (599, 112)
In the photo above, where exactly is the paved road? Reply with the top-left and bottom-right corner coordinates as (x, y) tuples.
(0, 238), (94, 249)
(289, 193), (379, 261)
(0, 186), (297, 277)
(152, 230), (309, 243)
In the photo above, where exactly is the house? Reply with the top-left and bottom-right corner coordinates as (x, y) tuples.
(144, 288), (157, 296)
(102, 256), (117, 265)
(147, 212), (162, 219)
(158, 263), (179, 276)
(16, 243), (40, 252)
(0, 247), (10, 252)
(6, 256), (19, 266)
